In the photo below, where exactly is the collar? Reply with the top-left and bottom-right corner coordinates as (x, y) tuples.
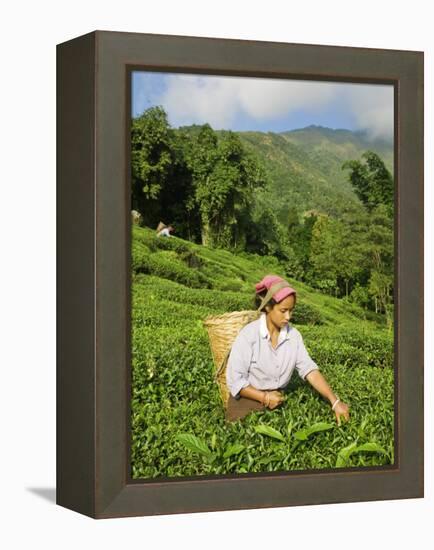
(259, 313), (292, 343)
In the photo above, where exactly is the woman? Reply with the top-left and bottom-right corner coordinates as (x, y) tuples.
(225, 275), (350, 424)
(156, 223), (174, 237)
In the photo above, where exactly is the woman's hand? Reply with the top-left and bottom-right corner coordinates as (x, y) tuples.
(333, 400), (350, 426)
(305, 371), (350, 425)
(266, 390), (285, 410)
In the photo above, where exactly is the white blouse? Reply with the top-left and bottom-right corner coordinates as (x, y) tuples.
(226, 314), (319, 397)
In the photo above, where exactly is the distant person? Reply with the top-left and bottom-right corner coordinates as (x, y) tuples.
(131, 210), (142, 225)
(225, 275), (350, 423)
(156, 222), (174, 237)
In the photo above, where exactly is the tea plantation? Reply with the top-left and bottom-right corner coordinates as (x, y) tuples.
(131, 225), (394, 479)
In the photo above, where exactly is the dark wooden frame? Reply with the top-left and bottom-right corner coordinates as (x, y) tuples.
(57, 30), (424, 519)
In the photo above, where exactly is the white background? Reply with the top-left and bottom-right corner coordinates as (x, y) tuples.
(1, 1), (432, 548)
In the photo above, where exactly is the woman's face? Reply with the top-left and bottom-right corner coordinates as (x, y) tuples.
(266, 295), (296, 329)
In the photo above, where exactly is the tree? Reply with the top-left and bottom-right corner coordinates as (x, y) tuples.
(288, 212), (318, 280)
(186, 128), (267, 247)
(246, 202), (293, 261)
(306, 212), (369, 298)
(286, 206), (300, 233)
(342, 151), (393, 215)
(159, 130), (199, 241)
(307, 215), (339, 295)
(182, 124), (218, 245)
(365, 204), (394, 326)
(335, 209), (371, 298)
(131, 106), (175, 226)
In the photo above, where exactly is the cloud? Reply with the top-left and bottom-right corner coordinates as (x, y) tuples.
(135, 72), (394, 139)
(340, 83), (394, 140)
(157, 74), (239, 128)
(159, 74), (340, 127)
(237, 78), (338, 119)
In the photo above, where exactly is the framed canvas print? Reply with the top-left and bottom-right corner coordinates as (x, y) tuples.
(57, 31), (423, 519)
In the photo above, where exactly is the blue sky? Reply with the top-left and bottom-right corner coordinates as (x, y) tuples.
(132, 71), (394, 140)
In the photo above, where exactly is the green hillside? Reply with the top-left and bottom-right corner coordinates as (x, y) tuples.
(282, 126), (393, 171)
(237, 125), (393, 219)
(131, 226), (394, 479)
(132, 110), (394, 313)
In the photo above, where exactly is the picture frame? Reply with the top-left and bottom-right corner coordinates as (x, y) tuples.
(57, 30), (423, 519)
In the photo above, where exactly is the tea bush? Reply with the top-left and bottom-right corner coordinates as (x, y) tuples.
(290, 302), (324, 325)
(302, 324), (393, 369)
(130, 226), (394, 478)
(133, 249), (211, 289)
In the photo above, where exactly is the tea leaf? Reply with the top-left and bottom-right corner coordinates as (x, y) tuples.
(254, 425), (286, 442)
(287, 420), (293, 438)
(294, 429), (309, 441)
(306, 422), (334, 437)
(294, 422), (334, 441)
(176, 433), (212, 456)
(336, 441), (386, 468)
(258, 453), (283, 465)
(355, 442), (387, 454)
(336, 455), (348, 468)
(336, 441), (359, 467)
(223, 443), (245, 459)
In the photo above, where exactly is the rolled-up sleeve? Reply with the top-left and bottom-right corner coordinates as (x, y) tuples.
(226, 331), (252, 398)
(295, 332), (319, 380)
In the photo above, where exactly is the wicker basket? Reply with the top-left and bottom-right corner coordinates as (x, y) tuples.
(203, 310), (260, 407)
(156, 221), (167, 233)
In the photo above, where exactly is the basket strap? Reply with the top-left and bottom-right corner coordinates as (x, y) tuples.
(256, 281), (291, 312)
(215, 349), (231, 380)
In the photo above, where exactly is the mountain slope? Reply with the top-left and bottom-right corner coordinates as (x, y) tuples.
(238, 125), (392, 219)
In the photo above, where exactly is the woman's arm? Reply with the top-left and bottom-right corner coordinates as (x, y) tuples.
(239, 385), (284, 409)
(305, 370), (350, 425)
(239, 385), (266, 403)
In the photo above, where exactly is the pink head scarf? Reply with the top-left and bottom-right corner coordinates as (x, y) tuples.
(255, 275), (296, 304)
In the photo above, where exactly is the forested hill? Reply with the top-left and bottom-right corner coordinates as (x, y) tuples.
(132, 108), (394, 317)
(281, 126), (393, 172)
(237, 125), (393, 218)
